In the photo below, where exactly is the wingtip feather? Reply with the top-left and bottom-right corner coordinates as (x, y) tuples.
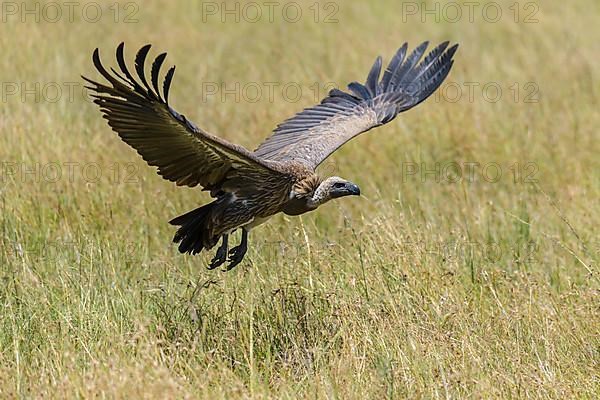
(163, 65), (176, 105)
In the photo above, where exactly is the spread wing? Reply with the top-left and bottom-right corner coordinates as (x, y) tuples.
(83, 43), (290, 195)
(254, 41), (458, 169)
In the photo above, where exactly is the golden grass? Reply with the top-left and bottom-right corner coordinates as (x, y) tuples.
(0, 0), (598, 398)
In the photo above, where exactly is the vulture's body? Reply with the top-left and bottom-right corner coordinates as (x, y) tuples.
(84, 41), (458, 270)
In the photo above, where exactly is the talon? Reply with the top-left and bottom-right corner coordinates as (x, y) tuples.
(224, 229), (248, 271)
(207, 235), (228, 270)
(208, 255), (225, 269)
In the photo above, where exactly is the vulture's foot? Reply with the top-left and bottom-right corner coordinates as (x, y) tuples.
(226, 229), (248, 271)
(208, 235), (228, 270)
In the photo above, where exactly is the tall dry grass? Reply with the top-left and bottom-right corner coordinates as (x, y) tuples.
(0, 0), (598, 398)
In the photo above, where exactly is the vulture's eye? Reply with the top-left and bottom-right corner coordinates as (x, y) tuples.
(333, 182), (346, 189)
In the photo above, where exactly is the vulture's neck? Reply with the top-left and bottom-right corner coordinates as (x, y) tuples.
(282, 175), (323, 216)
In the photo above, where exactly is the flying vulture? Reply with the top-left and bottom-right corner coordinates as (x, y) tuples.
(83, 41), (458, 270)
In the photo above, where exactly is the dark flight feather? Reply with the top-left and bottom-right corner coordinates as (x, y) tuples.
(254, 41), (458, 169)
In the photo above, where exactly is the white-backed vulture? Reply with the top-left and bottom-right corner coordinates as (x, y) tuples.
(83, 41), (458, 270)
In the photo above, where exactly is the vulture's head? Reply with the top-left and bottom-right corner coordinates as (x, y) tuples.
(312, 176), (361, 205)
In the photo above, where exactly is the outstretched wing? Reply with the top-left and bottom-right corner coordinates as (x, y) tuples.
(254, 41), (458, 169)
(83, 43), (290, 194)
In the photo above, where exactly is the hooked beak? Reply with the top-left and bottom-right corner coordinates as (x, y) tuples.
(329, 181), (361, 199)
(331, 182), (361, 198)
(347, 182), (361, 196)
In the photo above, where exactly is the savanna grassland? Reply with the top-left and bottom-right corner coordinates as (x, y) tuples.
(0, 0), (598, 398)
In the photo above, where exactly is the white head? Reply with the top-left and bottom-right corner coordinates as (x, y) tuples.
(308, 176), (361, 207)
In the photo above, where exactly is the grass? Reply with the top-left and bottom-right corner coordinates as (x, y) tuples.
(0, 0), (598, 398)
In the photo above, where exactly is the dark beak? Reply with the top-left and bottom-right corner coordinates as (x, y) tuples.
(331, 182), (361, 198)
(347, 183), (361, 196)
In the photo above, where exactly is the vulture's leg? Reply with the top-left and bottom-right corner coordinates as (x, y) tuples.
(226, 228), (248, 271)
(208, 235), (228, 269)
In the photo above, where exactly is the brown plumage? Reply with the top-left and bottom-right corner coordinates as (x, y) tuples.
(83, 41), (458, 270)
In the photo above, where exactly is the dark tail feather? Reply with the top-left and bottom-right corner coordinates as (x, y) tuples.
(169, 203), (215, 255)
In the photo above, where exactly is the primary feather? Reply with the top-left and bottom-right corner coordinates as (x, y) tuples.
(254, 41), (458, 169)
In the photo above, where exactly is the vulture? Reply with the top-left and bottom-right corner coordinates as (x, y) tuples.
(83, 41), (458, 270)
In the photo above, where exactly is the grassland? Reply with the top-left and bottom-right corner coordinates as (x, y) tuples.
(0, 0), (598, 398)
